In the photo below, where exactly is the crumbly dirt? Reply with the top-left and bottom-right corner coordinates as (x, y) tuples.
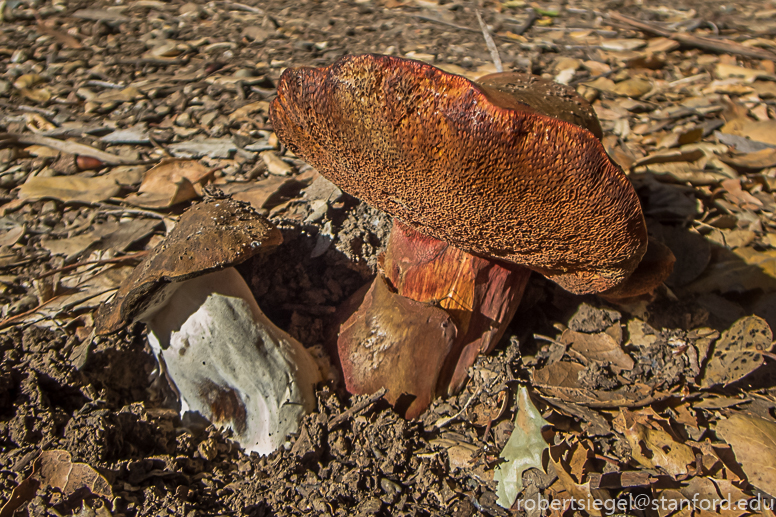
(2, 0), (776, 515)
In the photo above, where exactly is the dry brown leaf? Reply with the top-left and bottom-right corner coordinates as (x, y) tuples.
(35, 22), (83, 49)
(220, 176), (307, 212)
(716, 63), (776, 82)
(622, 421), (695, 477)
(612, 77), (653, 98)
(33, 449), (112, 498)
(720, 148), (776, 171)
(18, 174), (120, 204)
(701, 316), (773, 388)
(722, 120), (776, 146)
(549, 443), (608, 517)
(20, 88), (52, 104)
(0, 449), (112, 516)
(123, 159), (213, 209)
(533, 362), (671, 408)
(687, 247), (776, 294)
(561, 329), (634, 373)
(706, 228), (757, 249)
(716, 414), (776, 498)
(228, 101), (270, 121)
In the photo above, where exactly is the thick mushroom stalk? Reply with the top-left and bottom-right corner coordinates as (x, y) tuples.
(271, 55), (663, 418)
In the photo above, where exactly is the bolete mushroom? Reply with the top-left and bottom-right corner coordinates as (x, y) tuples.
(95, 198), (322, 454)
(270, 54), (668, 417)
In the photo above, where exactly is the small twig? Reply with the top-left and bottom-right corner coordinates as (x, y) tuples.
(609, 12), (776, 60)
(0, 132), (136, 164)
(0, 101), (58, 119)
(220, 1), (265, 14)
(36, 250), (150, 280)
(85, 79), (125, 89)
(110, 57), (191, 67)
(0, 293), (70, 330)
(476, 10), (502, 73)
(433, 386), (482, 430)
(328, 387), (387, 430)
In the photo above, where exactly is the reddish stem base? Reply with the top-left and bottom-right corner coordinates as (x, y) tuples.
(336, 221), (531, 418)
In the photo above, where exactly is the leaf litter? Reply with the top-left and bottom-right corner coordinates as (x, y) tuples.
(2, 0), (776, 515)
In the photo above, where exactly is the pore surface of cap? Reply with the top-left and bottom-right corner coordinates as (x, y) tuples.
(271, 54), (647, 293)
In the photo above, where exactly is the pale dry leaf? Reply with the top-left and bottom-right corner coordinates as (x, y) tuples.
(18, 174), (120, 204)
(33, 450), (112, 498)
(716, 414), (776, 498)
(494, 386), (549, 508)
(123, 159), (212, 209)
(701, 315), (773, 388)
(623, 422), (695, 477)
(687, 247), (776, 294)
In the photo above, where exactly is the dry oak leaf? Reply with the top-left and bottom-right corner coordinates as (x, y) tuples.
(123, 158), (213, 209)
(18, 173), (120, 204)
(688, 247), (776, 294)
(623, 422), (695, 477)
(494, 387), (550, 509)
(0, 450), (112, 516)
(716, 414), (776, 498)
(548, 442), (608, 517)
(700, 315), (773, 388)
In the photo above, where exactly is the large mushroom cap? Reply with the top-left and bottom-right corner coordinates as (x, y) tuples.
(271, 54), (647, 294)
(95, 198), (282, 335)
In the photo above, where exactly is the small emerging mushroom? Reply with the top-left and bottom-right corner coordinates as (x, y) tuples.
(270, 55), (671, 417)
(95, 198), (322, 454)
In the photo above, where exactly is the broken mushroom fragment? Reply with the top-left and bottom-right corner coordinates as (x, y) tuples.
(95, 198), (322, 454)
(271, 54), (663, 417)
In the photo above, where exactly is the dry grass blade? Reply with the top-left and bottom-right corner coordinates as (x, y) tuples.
(476, 10), (503, 73)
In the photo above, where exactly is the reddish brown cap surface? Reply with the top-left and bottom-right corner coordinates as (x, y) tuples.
(271, 54), (647, 294)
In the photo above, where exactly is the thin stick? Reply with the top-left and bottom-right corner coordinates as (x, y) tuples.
(36, 250), (149, 280)
(328, 387), (387, 429)
(476, 10), (503, 73)
(0, 132), (137, 164)
(609, 12), (776, 61)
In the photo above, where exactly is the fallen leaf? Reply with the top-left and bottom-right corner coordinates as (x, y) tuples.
(494, 386), (550, 508)
(716, 63), (776, 82)
(168, 138), (237, 159)
(720, 147), (776, 171)
(548, 442), (607, 517)
(716, 414), (776, 498)
(561, 329), (634, 373)
(18, 173), (120, 204)
(124, 159), (213, 209)
(701, 315), (773, 388)
(261, 151), (293, 176)
(687, 247), (776, 294)
(613, 77), (653, 98)
(619, 418), (695, 477)
(20, 87), (51, 104)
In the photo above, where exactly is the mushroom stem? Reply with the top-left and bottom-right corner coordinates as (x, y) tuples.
(144, 267), (322, 455)
(337, 221), (531, 418)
